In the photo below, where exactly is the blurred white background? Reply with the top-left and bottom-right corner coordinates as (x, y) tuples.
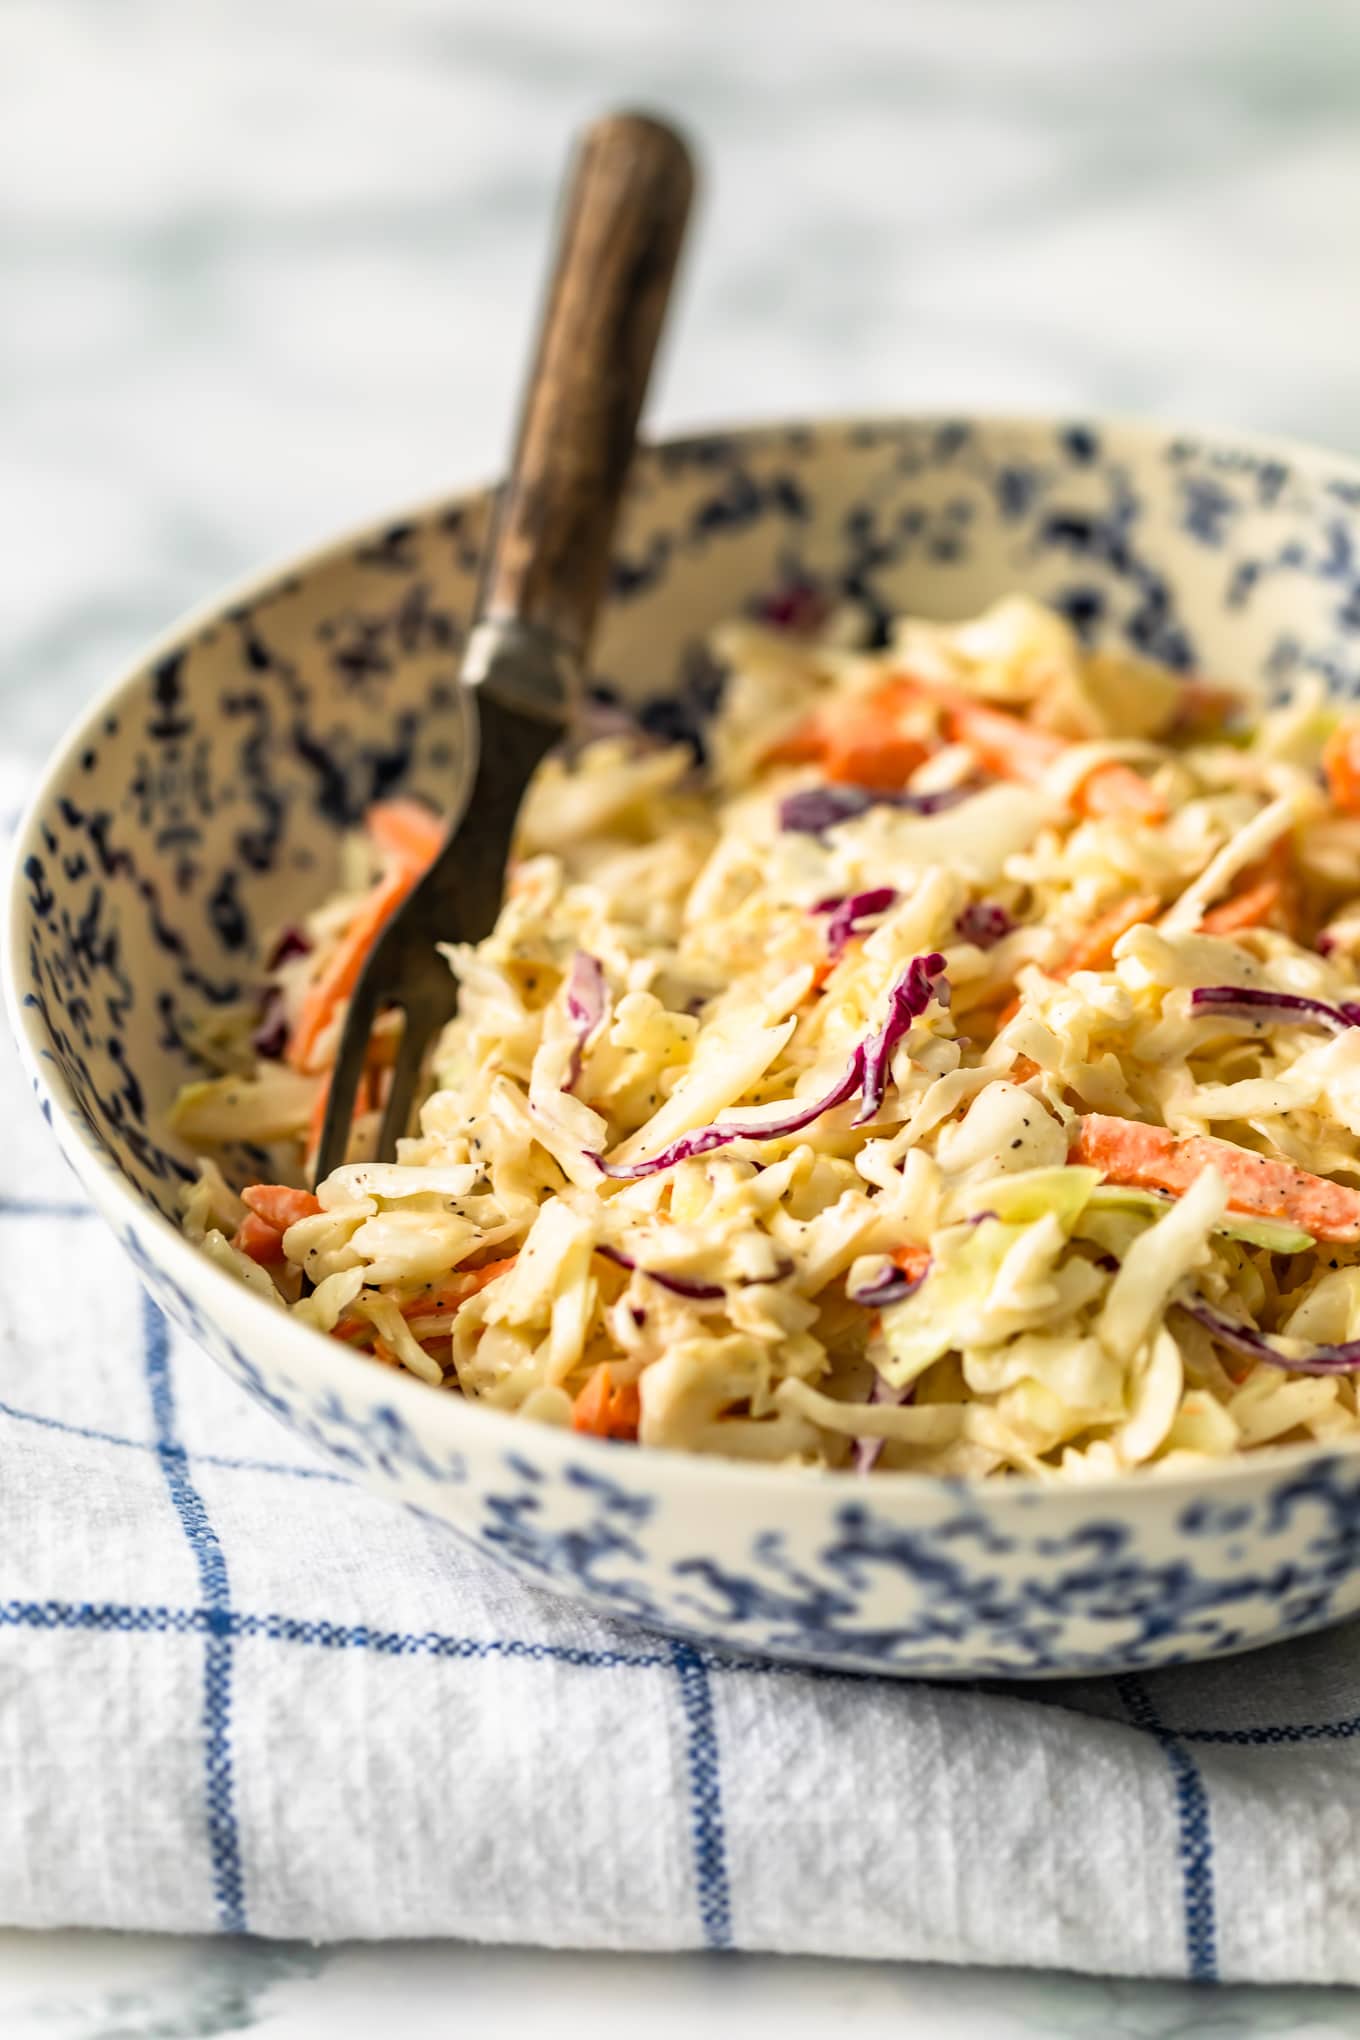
(6, 0), (1360, 760)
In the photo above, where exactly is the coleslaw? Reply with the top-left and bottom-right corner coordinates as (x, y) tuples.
(174, 592), (1360, 1477)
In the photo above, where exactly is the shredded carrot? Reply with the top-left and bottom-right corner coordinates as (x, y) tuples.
(1199, 840), (1299, 938)
(989, 894), (1160, 1038)
(941, 695), (1063, 781)
(1324, 722), (1360, 816)
(289, 797), (451, 1075)
(932, 693), (1164, 821)
(1071, 1113), (1360, 1242)
(1055, 894), (1161, 977)
(241, 1185), (323, 1231)
(764, 678), (930, 790)
(1076, 761), (1166, 823)
(809, 934), (864, 996)
(1173, 681), (1243, 737)
(398, 1256), (519, 1320)
(335, 1325), (442, 1370)
(1200, 878), (1287, 937)
(571, 1364), (641, 1441)
(767, 674), (1163, 821)
(330, 1317), (371, 1345)
(305, 1067), (373, 1156)
(365, 798), (446, 870)
(462, 1253), (519, 1290)
(821, 679), (930, 789)
(288, 866), (415, 1072)
(891, 1243), (932, 1283)
(765, 713), (829, 767)
(826, 726), (929, 790)
(306, 1073), (330, 1152)
(232, 1211), (287, 1265)
(333, 1254), (521, 1344)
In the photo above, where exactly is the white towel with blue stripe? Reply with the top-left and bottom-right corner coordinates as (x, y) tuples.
(4, 841), (1360, 1984)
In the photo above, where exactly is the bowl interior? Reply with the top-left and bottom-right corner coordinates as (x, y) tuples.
(13, 413), (1360, 1224)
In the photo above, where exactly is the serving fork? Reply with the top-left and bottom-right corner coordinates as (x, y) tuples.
(315, 111), (694, 1180)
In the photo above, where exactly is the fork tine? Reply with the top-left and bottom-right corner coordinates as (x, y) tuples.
(373, 1012), (432, 1163)
(314, 965), (385, 1183)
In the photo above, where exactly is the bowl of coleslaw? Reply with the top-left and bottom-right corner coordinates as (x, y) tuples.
(13, 411), (1360, 1679)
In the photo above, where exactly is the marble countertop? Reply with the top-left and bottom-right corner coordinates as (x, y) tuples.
(5, 1932), (1360, 2040)
(7, 0), (1360, 2029)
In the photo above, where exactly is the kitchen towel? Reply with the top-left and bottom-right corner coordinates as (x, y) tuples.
(4, 834), (1360, 1985)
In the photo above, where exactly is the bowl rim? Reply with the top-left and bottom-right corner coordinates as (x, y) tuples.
(10, 403), (1360, 1509)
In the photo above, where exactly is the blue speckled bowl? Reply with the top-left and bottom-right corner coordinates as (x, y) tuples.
(11, 413), (1360, 1680)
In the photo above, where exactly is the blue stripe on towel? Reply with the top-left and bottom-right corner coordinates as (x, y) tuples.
(1179, 1713), (1360, 1746)
(1116, 1673), (1217, 1982)
(669, 1639), (733, 1950)
(142, 1292), (248, 1934)
(0, 1599), (204, 1634)
(0, 1595), (669, 1672)
(0, 1395), (350, 1482)
(234, 1610), (668, 1669)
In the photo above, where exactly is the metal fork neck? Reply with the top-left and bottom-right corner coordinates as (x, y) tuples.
(460, 616), (579, 726)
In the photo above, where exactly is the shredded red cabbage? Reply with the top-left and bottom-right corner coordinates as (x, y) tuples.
(756, 579), (831, 635)
(741, 1257), (796, 1287)
(779, 786), (877, 834)
(955, 901), (1014, 949)
(592, 953), (949, 1180)
(858, 953), (949, 1123)
(563, 951), (607, 1091)
(1180, 1295), (1360, 1376)
(593, 1060), (864, 1181)
(846, 1256), (931, 1309)
(778, 784), (970, 837)
(595, 1243), (724, 1302)
(253, 925), (313, 1056)
(251, 991), (290, 1061)
(266, 925), (312, 969)
(812, 887), (898, 961)
(853, 1372), (911, 1475)
(1190, 985), (1360, 1033)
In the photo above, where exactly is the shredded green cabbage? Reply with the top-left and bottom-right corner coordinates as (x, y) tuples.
(173, 594), (1360, 1477)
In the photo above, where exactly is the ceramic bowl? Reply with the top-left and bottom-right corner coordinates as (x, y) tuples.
(11, 413), (1360, 1681)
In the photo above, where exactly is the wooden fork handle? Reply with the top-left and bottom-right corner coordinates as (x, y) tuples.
(473, 111), (695, 669)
